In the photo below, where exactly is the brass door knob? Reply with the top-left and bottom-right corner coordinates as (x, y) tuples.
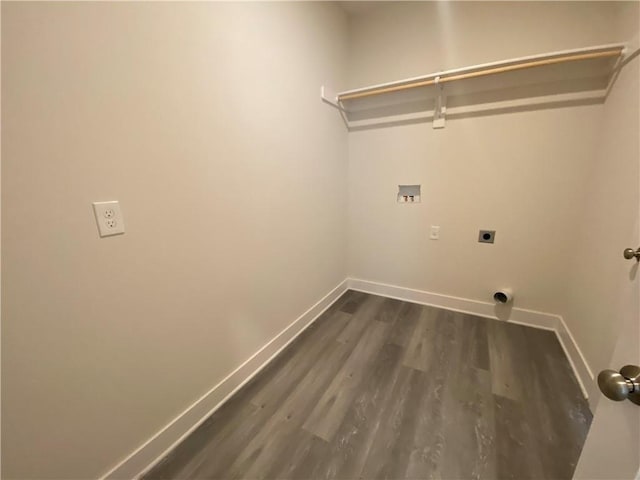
(623, 247), (640, 261)
(598, 365), (640, 405)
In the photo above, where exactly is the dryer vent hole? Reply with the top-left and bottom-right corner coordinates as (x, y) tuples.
(494, 292), (508, 303)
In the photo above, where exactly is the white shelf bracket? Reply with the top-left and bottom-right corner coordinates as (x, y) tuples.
(321, 85), (350, 129)
(320, 86), (346, 112)
(433, 76), (446, 129)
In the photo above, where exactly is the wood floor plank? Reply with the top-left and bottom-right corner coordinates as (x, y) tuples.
(225, 305), (385, 478)
(489, 322), (581, 477)
(262, 429), (331, 480)
(387, 300), (421, 347)
(401, 305), (436, 371)
(358, 365), (427, 479)
(487, 320), (525, 401)
(338, 290), (368, 314)
(249, 309), (350, 408)
(402, 306), (454, 372)
(225, 418), (300, 480)
(494, 393), (546, 480)
(336, 294), (384, 345)
(320, 289), (355, 317)
(404, 308), (460, 479)
(225, 338), (354, 478)
(516, 326), (591, 479)
(271, 340), (354, 426)
(462, 314), (491, 371)
(302, 319), (389, 442)
(146, 400), (266, 479)
(374, 296), (404, 323)
(315, 343), (405, 479)
(439, 312), (496, 479)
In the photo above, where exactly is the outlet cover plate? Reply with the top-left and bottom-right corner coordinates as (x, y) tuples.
(478, 230), (495, 244)
(93, 201), (125, 237)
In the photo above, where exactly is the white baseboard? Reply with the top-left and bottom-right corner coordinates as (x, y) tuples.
(556, 315), (595, 400)
(100, 279), (349, 480)
(347, 278), (592, 402)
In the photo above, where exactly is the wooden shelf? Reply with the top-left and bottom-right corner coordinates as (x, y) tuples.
(321, 44), (626, 129)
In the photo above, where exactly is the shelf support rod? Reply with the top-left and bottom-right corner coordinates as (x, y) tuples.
(433, 77), (446, 129)
(320, 86), (347, 112)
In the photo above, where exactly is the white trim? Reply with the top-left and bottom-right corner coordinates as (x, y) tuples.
(347, 278), (560, 329)
(346, 278), (592, 402)
(100, 279), (349, 480)
(556, 315), (595, 395)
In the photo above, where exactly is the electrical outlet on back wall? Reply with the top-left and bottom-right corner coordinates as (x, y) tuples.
(92, 201), (125, 237)
(478, 229), (495, 244)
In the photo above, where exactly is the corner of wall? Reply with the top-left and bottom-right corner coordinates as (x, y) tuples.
(101, 280), (349, 480)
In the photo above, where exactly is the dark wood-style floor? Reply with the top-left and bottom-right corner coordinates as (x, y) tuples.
(145, 290), (592, 480)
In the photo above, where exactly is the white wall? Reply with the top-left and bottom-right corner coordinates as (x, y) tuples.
(346, 2), (628, 315)
(562, 4), (639, 403)
(572, 10), (640, 475)
(348, 108), (601, 313)
(346, 2), (620, 88)
(1, 3), (348, 478)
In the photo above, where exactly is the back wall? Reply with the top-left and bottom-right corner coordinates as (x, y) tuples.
(346, 1), (626, 315)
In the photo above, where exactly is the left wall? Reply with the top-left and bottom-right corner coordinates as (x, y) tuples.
(1, 3), (348, 478)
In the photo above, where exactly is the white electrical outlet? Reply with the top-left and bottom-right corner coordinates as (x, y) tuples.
(430, 225), (440, 240)
(92, 201), (125, 237)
